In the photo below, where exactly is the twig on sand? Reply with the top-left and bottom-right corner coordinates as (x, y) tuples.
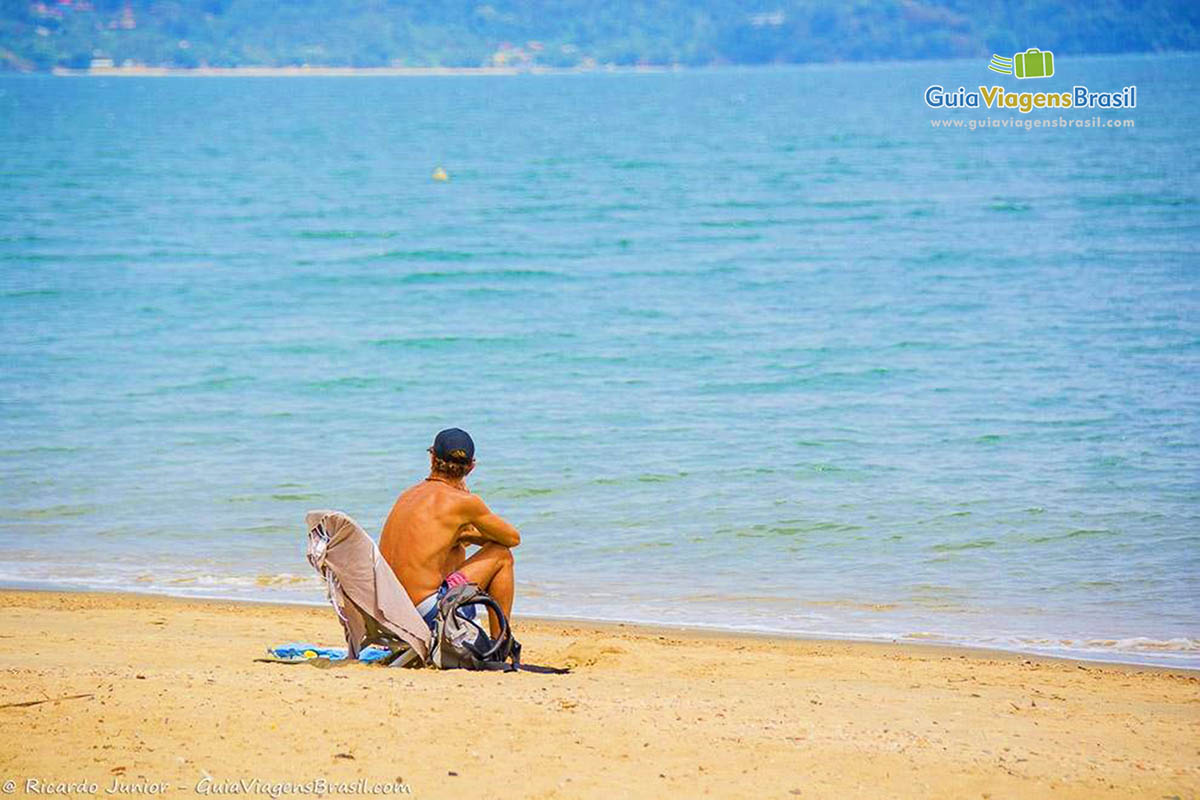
(0, 693), (93, 709)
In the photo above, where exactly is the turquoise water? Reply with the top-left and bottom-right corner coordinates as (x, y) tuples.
(1, 55), (1197, 667)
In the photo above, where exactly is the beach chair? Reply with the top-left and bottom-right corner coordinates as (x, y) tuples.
(305, 509), (431, 668)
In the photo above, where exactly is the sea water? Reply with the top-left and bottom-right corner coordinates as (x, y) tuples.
(1, 55), (1197, 667)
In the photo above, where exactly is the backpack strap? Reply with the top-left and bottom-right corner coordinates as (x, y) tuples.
(434, 584), (569, 673)
(460, 594), (512, 661)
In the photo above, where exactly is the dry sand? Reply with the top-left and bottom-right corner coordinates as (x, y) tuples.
(0, 590), (1195, 799)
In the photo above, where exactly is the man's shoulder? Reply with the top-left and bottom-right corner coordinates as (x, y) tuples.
(393, 480), (442, 505)
(393, 480), (480, 518)
(398, 479), (430, 497)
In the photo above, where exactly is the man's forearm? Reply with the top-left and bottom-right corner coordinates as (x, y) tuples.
(458, 525), (490, 547)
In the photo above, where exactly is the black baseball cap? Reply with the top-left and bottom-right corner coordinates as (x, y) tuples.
(431, 428), (475, 464)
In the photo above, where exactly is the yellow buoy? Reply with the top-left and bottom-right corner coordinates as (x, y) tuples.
(432, 167), (449, 182)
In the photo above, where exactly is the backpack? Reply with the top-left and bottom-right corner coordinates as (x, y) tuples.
(429, 583), (522, 672)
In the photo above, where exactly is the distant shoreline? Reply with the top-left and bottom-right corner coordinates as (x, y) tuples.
(33, 51), (1196, 77)
(49, 64), (679, 77)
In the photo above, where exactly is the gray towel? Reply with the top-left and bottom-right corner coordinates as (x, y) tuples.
(305, 509), (431, 663)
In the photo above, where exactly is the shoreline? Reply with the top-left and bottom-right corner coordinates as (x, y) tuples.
(47, 64), (680, 78)
(4, 580), (1195, 672)
(1, 588), (1196, 798)
(22, 52), (1192, 78)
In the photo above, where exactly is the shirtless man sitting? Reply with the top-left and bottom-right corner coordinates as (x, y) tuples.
(379, 428), (521, 639)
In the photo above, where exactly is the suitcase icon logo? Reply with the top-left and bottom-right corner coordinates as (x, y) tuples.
(988, 48), (1055, 79)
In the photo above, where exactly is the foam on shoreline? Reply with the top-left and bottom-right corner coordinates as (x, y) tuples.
(4, 579), (1195, 671)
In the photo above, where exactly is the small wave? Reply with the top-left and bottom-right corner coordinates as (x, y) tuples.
(0, 445), (82, 456)
(268, 343), (328, 356)
(724, 520), (862, 538)
(301, 376), (383, 391)
(1075, 193), (1196, 208)
(1, 289), (62, 299)
(681, 592), (799, 605)
(924, 511), (972, 521)
(597, 540), (675, 553)
(1027, 528), (1116, 544)
(132, 571), (320, 589)
(804, 463), (847, 474)
(837, 212), (886, 222)
(1074, 580), (1119, 590)
(254, 573), (313, 587)
(797, 521), (863, 532)
(1084, 637), (1200, 653)
(354, 249), (476, 263)
(694, 218), (786, 229)
(0, 252), (128, 263)
(295, 230), (396, 240)
(370, 334), (527, 350)
(636, 473), (682, 483)
(1031, 415), (1117, 428)
(487, 486), (557, 499)
(698, 368), (901, 394)
(704, 199), (780, 210)
(931, 539), (997, 552)
(396, 268), (565, 285)
(609, 159), (668, 170)
(141, 376), (255, 395)
(609, 264), (739, 279)
(149, 573), (321, 589)
(905, 249), (969, 265)
(985, 634), (1200, 662)
(989, 200), (1032, 213)
(809, 199), (876, 209)
(586, 202), (651, 214)
(808, 599), (900, 612)
(244, 524), (294, 535)
(10, 504), (98, 520)
(675, 233), (764, 243)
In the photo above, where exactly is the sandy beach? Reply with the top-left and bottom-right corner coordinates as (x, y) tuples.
(0, 590), (1195, 799)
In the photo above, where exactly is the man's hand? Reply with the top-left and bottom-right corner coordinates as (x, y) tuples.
(458, 524), (489, 546)
(458, 494), (521, 548)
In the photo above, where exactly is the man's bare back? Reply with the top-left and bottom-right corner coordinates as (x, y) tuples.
(379, 429), (520, 637)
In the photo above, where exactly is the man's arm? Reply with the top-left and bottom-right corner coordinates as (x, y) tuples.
(457, 524), (488, 546)
(457, 494), (521, 548)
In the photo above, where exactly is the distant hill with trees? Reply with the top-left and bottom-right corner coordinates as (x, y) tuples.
(1, 0), (1197, 72)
